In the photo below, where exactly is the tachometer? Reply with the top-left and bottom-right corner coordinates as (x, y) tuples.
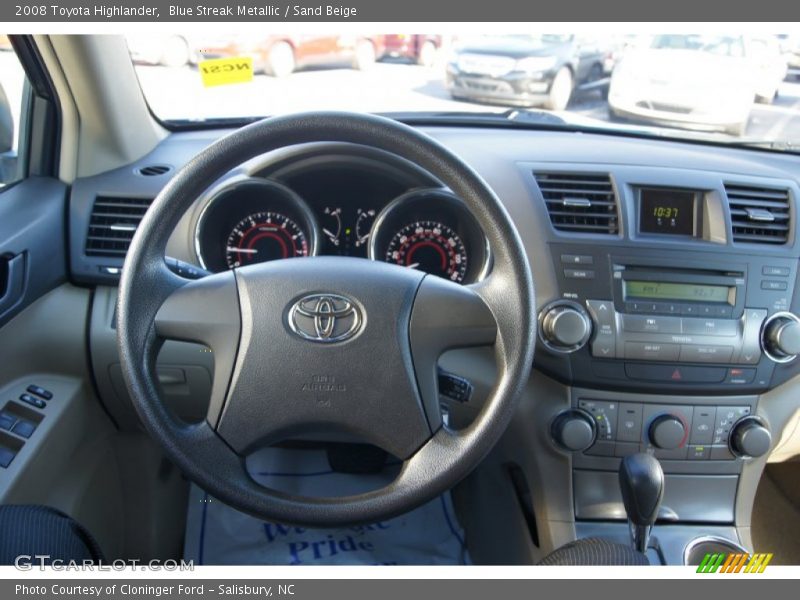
(225, 211), (309, 268)
(196, 178), (319, 272)
(385, 220), (468, 282)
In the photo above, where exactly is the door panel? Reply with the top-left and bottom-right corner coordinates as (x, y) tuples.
(0, 176), (68, 327)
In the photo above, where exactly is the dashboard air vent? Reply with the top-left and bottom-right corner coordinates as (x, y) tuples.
(136, 164), (171, 177)
(85, 196), (153, 257)
(725, 183), (791, 245)
(534, 172), (619, 235)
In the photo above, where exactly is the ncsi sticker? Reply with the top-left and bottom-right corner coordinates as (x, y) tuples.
(198, 57), (254, 87)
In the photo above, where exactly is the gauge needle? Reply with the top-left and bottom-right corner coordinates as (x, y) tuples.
(227, 247), (258, 254)
(323, 228), (337, 239)
(407, 263), (420, 269)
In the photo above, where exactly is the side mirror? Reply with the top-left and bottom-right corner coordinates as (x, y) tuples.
(0, 81), (14, 155)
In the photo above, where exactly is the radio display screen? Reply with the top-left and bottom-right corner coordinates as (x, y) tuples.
(624, 280), (731, 304)
(639, 188), (696, 236)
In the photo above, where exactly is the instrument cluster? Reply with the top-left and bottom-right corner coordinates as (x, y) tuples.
(195, 178), (490, 284)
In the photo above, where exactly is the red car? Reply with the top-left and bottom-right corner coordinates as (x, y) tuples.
(196, 35), (386, 77)
(381, 34), (442, 67)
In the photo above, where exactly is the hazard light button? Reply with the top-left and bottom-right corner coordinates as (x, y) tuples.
(624, 364), (727, 383)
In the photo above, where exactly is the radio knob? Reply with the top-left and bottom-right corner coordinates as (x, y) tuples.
(762, 312), (800, 362)
(541, 304), (592, 351)
(551, 409), (596, 452)
(730, 417), (772, 458)
(649, 415), (686, 450)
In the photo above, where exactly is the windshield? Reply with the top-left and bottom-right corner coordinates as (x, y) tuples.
(649, 35), (745, 57)
(127, 32), (800, 150)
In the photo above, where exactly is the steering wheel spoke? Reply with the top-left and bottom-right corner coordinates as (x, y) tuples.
(154, 270), (242, 426)
(409, 275), (497, 430)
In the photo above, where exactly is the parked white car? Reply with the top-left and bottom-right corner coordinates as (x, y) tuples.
(609, 35), (787, 136)
(126, 34), (195, 68)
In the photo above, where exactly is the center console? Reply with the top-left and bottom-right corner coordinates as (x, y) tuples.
(524, 170), (800, 559)
(537, 242), (800, 527)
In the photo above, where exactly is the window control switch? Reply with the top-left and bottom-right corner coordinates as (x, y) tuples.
(19, 394), (46, 409)
(11, 420), (36, 439)
(26, 385), (53, 400)
(0, 447), (15, 469)
(0, 412), (16, 431)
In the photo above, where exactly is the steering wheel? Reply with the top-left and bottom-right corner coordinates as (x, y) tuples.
(117, 112), (535, 526)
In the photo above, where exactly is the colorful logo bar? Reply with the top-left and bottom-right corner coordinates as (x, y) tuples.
(696, 552), (773, 573)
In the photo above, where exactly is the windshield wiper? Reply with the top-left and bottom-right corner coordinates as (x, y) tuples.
(502, 108), (570, 126)
(728, 139), (799, 152)
(380, 109), (572, 129)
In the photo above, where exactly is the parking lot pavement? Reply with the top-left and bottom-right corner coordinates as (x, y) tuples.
(137, 61), (479, 120)
(136, 60), (800, 147)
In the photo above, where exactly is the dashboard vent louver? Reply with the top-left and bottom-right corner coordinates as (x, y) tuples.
(725, 183), (791, 245)
(534, 172), (619, 235)
(85, 195), (153, 257)
(136, 164), (171, 177)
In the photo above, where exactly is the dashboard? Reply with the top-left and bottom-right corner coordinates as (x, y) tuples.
(69, 124), (800, 540)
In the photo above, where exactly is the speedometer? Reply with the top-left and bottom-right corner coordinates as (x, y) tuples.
(225, 211), (309, 268)
(368, 188), (490, 284)
(385, 221), (468, 282)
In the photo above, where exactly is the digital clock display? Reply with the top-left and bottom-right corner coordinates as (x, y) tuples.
(639, 188), (697, 236)
(624, 280), (731, 304)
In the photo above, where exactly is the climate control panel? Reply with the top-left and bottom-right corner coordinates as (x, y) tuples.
(551, 398), (771, 461)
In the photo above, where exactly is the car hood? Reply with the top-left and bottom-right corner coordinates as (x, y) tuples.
(455, 38), (569, 59)
(617, 48), (752, 87)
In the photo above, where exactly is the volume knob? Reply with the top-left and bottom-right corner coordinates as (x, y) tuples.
(762, 312), (800, 363)
(540, 302), (592, 352)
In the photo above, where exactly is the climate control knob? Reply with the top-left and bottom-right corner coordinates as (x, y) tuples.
(540, 302), (592, 352)
(551, 409), (596, 452)
(762, 312), (800, 363)
(649, 415), (686, 450)
(730, 417), (772, 458)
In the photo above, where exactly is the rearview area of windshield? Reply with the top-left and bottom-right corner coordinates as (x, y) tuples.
(127, 32), (800, 148)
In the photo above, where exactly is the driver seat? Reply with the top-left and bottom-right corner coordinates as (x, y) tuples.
(0, 505), (104, 565)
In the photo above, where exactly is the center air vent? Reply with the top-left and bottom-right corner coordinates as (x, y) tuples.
(725, 183), (791, 245)
(534, 172), (619, 235)
(85, 196), (153, 257)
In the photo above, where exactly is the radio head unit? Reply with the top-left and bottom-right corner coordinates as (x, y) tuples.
(624, 280), (731, 305)
(613, 263), (744, 319)
(540, 242), (799, 394)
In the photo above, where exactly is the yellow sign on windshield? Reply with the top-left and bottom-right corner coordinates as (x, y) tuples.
(198, 57), (254, 87)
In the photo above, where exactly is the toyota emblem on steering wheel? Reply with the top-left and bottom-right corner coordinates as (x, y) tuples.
(288, 294), (363, 343)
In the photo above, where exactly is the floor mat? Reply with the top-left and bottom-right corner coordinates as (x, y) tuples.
(751, 463), (800, 565)
(183, 446), (470, 565)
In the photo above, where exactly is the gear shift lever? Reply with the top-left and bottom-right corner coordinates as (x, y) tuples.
(618, 453), (664, 553)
